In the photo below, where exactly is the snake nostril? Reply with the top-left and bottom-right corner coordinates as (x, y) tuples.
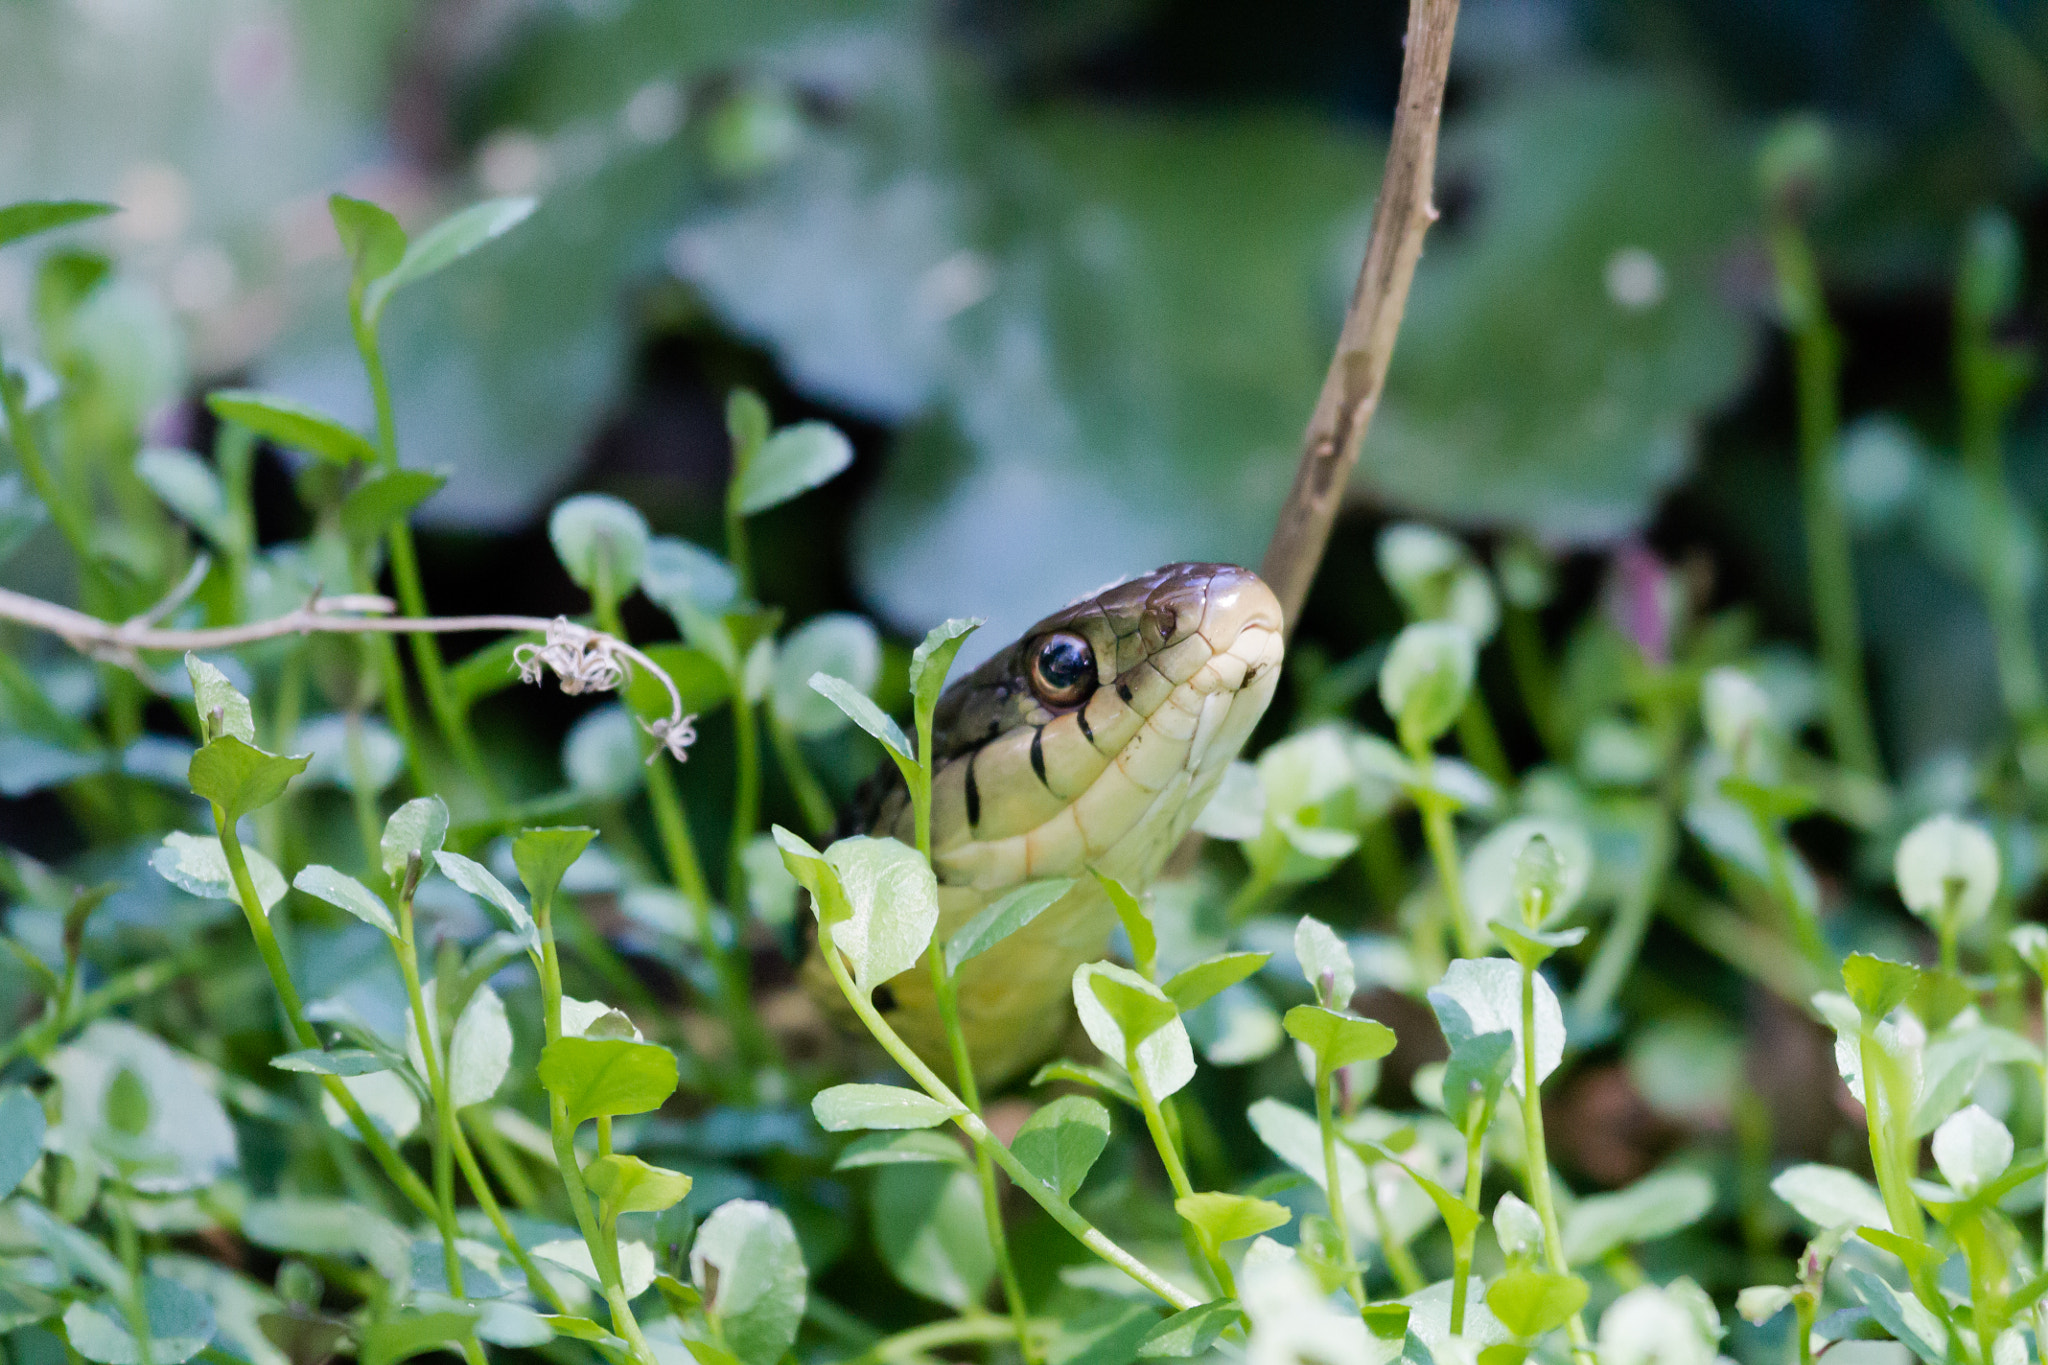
(1146, 606), (1178, 644)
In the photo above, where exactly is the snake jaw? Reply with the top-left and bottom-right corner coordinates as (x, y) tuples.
(809, 562), (1284, 1085)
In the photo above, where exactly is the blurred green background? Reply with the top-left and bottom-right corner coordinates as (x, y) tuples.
(0, 0), (2043, 763)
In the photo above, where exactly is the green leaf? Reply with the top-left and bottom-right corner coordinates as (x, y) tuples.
(362, 197), (538, 327)
(0, 200), (116, 249)
(1844, 1268), (1948, 1365)
(1137, 1302), (1243, 1359)
(328, 194), (407, 293)
(732, 421), (853, 516)
(204, 390), (375, 465)
(1029, 1058), (1139, 1107)
(834, 1130), (972, 1171)
(944, 878), (1077, 973)
(1428, 957), (1564, 1095)
(1440, 1030), (1515, 1130)
(380, 797), (449, 885)
(1769, 1163), (1890, 1231)
(909, 617), (982, 732)
(1162, 952), (1271, 1013)
(1561, 1168), (1715, 1265)
(812, 1083), (960, 1132)
(1074, 962), (1194, 1099)
(188, 737), (307, 822)
(822, 836), (940, 994)
(1485, 1269), (1588, 1340)
(63, 1276), (216, 1365)
(585, 1154), (694, 1220)
(1091, 974), (1182, 1050)
(340, 468), (447, 543)
(1283, 1006), (1397, 1077)
(1010, 1095), (1112, 1201)
(151, 831), (287, 912)
(771, 614), (882, 736)
(808, 673), (912, 761)
(357, 1310), (484, 1365)
(1354, 1137), (1481, 1247)
(1176, 1190), (1290, 1249)
(1380, 621), (1476, 750)
(871, 1163), (992, 1310)
(549, 493), (650, 595)
(537, 1036), (679, 1129)
(409, 981), (512, 1109)
(269, 1049), (388, 1077)
(136, 447), (237, 549)
(434, 850), (538, 949)
(1842, 953), (1922, 1023)
(726, 390), (771, 463)
(689, 1199), (807, 1365)
(513, 826), (598, 910)
(772, 825), (850, 929)
(184, 653), (255, 744)
(291, 864), (397, 937)
(0, 1085), (47, 1195)
(1090, 871), (1158, 978)
(1293, 915), (1354, 1006)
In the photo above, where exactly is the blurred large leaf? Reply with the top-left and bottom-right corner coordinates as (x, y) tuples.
(1364, 76), (1758, 538)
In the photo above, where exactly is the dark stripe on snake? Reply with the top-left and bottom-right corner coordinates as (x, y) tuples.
(964, 748), (982, 828)
(1030, 726), (1050, 788)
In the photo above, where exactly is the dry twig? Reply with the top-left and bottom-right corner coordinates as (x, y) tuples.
(1259, 0), (1462, 630)
(0, 586), (697, 762)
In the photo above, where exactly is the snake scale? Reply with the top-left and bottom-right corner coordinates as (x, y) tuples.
(801, 562), (1285, 1085)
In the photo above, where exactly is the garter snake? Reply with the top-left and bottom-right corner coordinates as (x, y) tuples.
(803, 562), (1284, 1085)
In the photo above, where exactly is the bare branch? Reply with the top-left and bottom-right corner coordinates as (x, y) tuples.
(1259, 0), (1462, 631)
(0, 586), (696, 762)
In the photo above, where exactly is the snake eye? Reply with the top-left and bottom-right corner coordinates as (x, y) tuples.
(1030, 632), (1096, 707)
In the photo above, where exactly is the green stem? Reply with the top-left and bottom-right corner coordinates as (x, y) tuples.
(1415, 778), (1478, 958)
(909, 702), (1035, 1362)
(351, 315), (499, 810)
(1518, 963), (1593, 1356)
(109, 1181), (153, 1365)
(1754, 809), (1831, 975)
(591, 575), (766, 1075)
(214, 809), (439, 1220)
(727, 688), (762, 932)
(534, 893), (658, 1365)
(1132, 1059), (1235, 1298)
(464, 1109), (543, 1212)
(1571, 807), (1673, 1025)
(1503, 603), (1566, 759)
(1, 360), (96, 571)
(768, 708), (837, 838)
(1769, 220), (1882, 779)
(1449, 1112), (1486, 1336)
(394, 887), (468, 1300)
(842, 1314), (1053, 1365)
(1313, 1066), (1369, 1308)
(1455, 694), (1512, 788)
(824, 948), (1199, 1311)
(450, 1118), (569, 1313)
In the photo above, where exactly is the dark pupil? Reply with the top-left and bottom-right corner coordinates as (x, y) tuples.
(1037, 636), (1093, 694)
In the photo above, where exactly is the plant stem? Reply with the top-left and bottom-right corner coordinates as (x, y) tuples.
(767, 708), (836, 838)
(1767, 219), (1882, 779)
(1312, 1065), (1369, 1308)
(449, 1118), (568, 1313)
(1449, 1112), (1486, 1336)
(393, 886), (469, 1300)
(214, 810), (439, 1220)
(1517, 963), (1592, 1356)
(1414, 776), (1478, 957)
(1131, 1060), (1235, 1298)
(906, 699), (1035, 1362)
(351, 317), (499, 810)
(590, 573), (766, 1076)
(108, 1182), (153, 1365)
(533, 890), (658, 1365)
(1754, 811), (1832, 976)
(1502, 603), (1565, 759)
(824, 948), (1199, 1311)
(1455, 695), (1512, 787)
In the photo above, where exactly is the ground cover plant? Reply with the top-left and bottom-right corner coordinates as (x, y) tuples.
(16, 5), (2048, 1365)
